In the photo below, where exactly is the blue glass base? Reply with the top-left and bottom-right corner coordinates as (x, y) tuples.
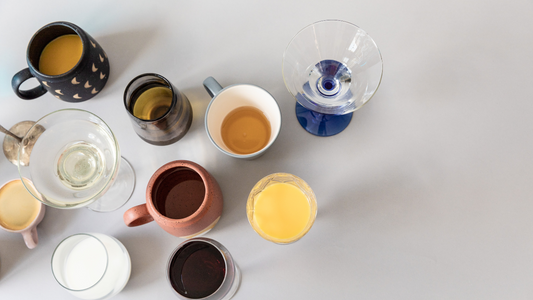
(295, 102), (353, 137)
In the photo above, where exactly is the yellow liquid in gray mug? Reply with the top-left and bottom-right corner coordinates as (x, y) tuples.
(132, 86), (173, 120)
(221, 106), (271, 155)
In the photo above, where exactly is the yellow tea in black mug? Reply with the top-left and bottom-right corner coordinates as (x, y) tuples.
(12, 21), (109, 102)
(39, 34), (83, 76)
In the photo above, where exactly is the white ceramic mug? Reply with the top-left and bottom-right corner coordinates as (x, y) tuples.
(203, 76), (282, 159)
(0, 178), (45, 249)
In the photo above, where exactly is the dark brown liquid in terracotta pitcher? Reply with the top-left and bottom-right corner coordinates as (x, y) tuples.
(153, 168), (205, 219)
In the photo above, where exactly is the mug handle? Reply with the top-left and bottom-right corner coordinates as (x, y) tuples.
(203, 76), (223, 98)
(21, 226), (38, 249)
(123, 203), (154, 227)
(12, 68), (47, 100)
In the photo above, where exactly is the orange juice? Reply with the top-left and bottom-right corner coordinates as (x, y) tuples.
(252, 182), (311, 240)
(39, 34), (83, 75)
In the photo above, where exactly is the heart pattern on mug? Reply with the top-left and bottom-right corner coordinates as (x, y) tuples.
(40, 37), (109, 102)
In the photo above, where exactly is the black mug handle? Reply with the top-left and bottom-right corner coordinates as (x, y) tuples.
(11, 68), (47, 100)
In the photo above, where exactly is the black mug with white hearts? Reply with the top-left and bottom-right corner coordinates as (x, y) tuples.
(12, 21), (110, 102)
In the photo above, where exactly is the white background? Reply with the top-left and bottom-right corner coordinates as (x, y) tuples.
(1, 0), (533, 299)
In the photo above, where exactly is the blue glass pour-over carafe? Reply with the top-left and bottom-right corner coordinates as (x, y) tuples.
(282, 20), (383, 136)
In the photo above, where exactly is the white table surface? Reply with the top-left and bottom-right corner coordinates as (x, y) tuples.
(1, 0), (533, 299)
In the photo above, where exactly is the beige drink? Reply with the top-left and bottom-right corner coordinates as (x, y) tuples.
(0, 179), (41, 231)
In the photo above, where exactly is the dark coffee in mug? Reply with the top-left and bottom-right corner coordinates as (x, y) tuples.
(153, 168), (206, 219)
(168, 240), (226, 299)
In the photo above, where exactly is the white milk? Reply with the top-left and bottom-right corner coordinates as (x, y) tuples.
(64, 236), (107, 290)
(52, 233), (131, 300)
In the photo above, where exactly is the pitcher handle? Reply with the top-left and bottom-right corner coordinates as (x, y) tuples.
(123, 203), (154, 227)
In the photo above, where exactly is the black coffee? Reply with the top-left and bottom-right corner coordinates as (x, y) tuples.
(169, 241), (226, 298)
(153, 168), (205, 219)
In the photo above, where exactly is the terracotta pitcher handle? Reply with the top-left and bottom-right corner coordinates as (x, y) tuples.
(124, 204), (154, 227)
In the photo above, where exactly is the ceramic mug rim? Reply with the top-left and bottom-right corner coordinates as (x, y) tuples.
(204, 83), (282, 159)
(26, 21), (89, 80)
(0, 178), (45, 233)
(146, 161), (210, 224)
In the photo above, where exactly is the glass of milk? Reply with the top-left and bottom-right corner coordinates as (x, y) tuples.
(51, 233), (131, 299)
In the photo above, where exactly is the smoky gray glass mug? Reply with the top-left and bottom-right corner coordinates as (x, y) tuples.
(124, 73), (193, 146)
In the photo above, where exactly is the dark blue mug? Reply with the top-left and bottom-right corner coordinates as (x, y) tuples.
(12, 21), (110, 102)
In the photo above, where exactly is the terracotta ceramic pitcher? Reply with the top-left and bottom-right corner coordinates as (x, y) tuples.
(124, 160), (223, 238)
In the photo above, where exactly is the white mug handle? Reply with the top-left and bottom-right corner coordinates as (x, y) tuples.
(21, 226), (39, 249)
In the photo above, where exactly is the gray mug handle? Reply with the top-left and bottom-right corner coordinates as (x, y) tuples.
(203, 77), (223, 98)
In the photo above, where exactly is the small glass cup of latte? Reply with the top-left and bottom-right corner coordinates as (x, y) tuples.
(0, 178), (45, 249)
(167, 237), (241, 300)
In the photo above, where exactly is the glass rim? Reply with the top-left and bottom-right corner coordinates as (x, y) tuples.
(149, 164), (209, 223)
(246, 172), (318, 244)
(123, 72), (177, 123)
(166, 237), (235, 299)
(17, 108), (121, 209)
(50, 233), (109, 292)
(281, 19), (384, 114)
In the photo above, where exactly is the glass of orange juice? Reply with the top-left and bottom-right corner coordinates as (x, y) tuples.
(246, 173), (317, 244)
